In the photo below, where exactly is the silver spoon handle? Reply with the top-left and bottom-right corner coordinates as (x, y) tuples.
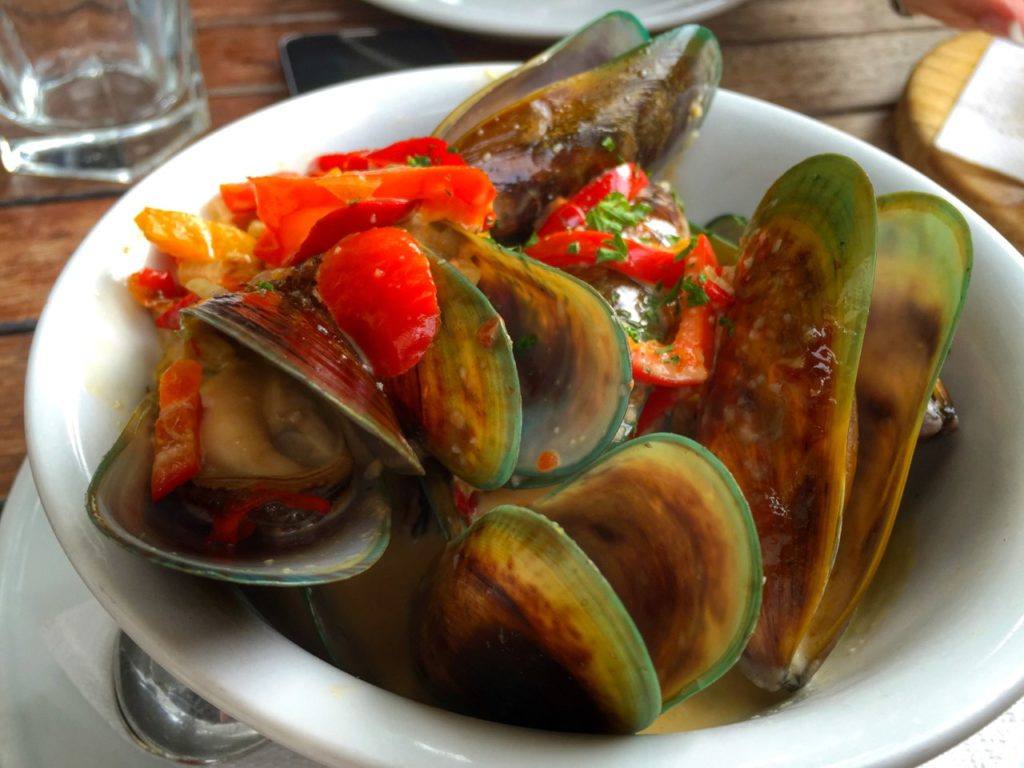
(113, 632), (266, 765)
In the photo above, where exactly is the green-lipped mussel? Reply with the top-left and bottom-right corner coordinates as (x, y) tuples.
(441, 22), (721, 242)
(697, 162), (970, 691)
(414, 435), (761, 733)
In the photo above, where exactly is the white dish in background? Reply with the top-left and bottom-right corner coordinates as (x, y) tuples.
(24, 64), (1024, 767)
(359, 0), (749, 39)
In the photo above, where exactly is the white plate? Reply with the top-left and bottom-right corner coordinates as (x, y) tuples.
(359, 0), (750, 39)
(0, 463), (169, 768)
(25, 64), (1024, 767)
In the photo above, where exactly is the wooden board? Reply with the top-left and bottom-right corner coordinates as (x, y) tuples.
(895, 32), (1024, 253)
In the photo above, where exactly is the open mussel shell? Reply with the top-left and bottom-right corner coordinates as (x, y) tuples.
(532, 434), (762, 708)
(388, 253), (521, 490)
(697, 154), (877, 691)
(446, 24), (722, 242)
(410, 220), (631, 485)
(415, 434), (761, 732)
(790, 192), (972, 686)
(184, 292), (422, 475)
(434, 11), (649, 142)
(86, 398), (393, 585)
(415, 504), (661, 734)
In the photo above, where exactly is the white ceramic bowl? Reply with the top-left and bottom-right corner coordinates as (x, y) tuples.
(26, 65), (1024, 767)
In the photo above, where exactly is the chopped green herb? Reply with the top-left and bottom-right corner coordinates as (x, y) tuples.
(601, 136), (616, 152)
(596, 232), (629, 263)
(621, 323), (644, 342)
(513, 334), (538, 353)
(586, 192), (651, 236)
(255, 280), (276, 292)
(566, 241), (580, 255)
(524, 231), (539, 248)
(719, 315), (735, 336)
(407, 154), (431, 167)
(681, 276), (710, 307)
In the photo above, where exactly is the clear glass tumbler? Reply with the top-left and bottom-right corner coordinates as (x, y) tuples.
(0, 0), (209, 183)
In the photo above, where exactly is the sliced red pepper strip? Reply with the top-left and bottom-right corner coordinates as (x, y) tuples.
(629, 236), (721, 388)
(317, 227), (440, 378)
(635, 386), (680, 435)
(296, 199), (416, 261)
(154, 293), (200, 330)
(128, 267), (187, 301)
(251, 167), (494, 265)
(537, 162), (649, 236)
(452, 479), (480, 525)
(151, 359), (204, 502)
(310, 137), (465, 174)
(210, 490), (331, 545)
(629, 305), (716, 387)
(219, 181), (257, 213)
(527, 230), (689, 287)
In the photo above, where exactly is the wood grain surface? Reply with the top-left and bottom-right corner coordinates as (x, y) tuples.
(0, 0), (954, 500)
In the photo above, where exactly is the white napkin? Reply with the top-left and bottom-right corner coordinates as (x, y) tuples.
(41, 600), (324, 767)
(935, 38), (1024, 185)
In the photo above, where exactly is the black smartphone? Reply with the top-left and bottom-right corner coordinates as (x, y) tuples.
(280, 29), (457, 96)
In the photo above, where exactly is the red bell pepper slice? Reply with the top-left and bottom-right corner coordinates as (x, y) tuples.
(154, 293), (199, 330)
(219, 181), (257, 213)
(251, 167), (494, 266)
(151, 359), (204, 502)
(317, 227), (440, 378)
(127, 268), (187, 302)
(635, 386), (682, 435)
(253, 198), (417, 266)
(526, 230), (689, 287)
(628, 236), (722, 387)
(210, 490), (330, 545)
(629, 304), (716, 387)
(310, 137), (465, 174)
(537, 163), (649, 236)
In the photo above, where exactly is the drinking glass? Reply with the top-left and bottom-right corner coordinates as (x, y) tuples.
(0, 0), (209, 182)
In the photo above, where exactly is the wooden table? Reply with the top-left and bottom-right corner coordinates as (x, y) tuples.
(0, 0), (954, 507)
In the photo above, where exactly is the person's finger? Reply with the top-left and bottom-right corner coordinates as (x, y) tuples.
(904, 0), (1024, 40)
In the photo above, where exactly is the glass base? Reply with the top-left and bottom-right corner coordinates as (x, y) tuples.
(0, 93), (210, 184)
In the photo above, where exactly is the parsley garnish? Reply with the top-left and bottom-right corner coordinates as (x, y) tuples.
(524, 231), (539, 248)
(513, 334), (538, 353)
(719, 315), (735, 336)
(255, 280), (275, 292)
(585, 192), (651, 236)
(407, 154), (431, 167)
(601, 136), (616, 152)
(681, 276), (710, 307)
(596, 232), (629, 263)
(566, 241), (580, 255)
